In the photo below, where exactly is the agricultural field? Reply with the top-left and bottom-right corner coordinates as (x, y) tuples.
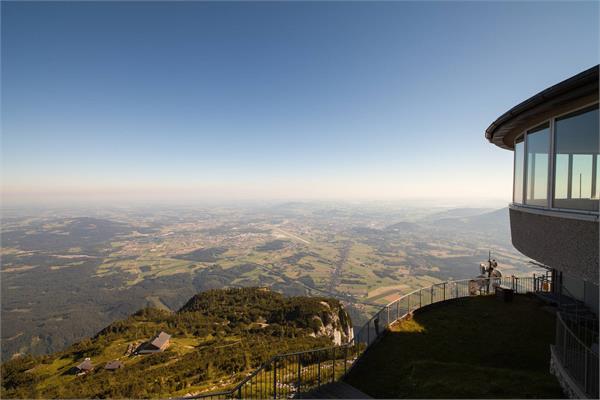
(0, 202), (538, 360)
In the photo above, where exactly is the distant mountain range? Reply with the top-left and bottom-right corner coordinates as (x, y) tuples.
(428, 208), (510, 233)
(419, 208), (496, 222)
(381, 207), (509, 235)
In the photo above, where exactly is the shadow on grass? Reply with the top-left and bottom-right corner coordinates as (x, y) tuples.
(345, 295), (565, 398)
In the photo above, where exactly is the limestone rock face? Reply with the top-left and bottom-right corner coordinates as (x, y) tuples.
(309, 301), (354, 345)
(181, 287), (354, 346)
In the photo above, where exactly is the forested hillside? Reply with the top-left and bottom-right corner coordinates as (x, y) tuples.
(1, 288), (353, 399)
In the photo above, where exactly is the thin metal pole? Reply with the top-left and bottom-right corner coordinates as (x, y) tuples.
(387, 306), (390, 327)
(563, 321), (567, 361)
(344, 346), (348, 375)
(332, 347), (336, 383)
(297, 354), (301, 394)
(584, 348), (588, 393)
(548, 117), (555, 208)
(317, 354), (321, 388)
(273, 358), (277, 400)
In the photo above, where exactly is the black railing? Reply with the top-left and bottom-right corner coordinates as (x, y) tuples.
(533, 271), (553, 293)
(554, 311), (599, 399)
(190, 276), (548, 399)
(188, 343), (361, 399)
(352, 276), (538, 348)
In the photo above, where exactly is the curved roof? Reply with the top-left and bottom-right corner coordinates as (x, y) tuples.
(485, 65), (599, 150)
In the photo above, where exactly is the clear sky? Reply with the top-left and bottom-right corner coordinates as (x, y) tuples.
(1, 1), (598, 205)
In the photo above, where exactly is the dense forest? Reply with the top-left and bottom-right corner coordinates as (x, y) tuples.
(1, 288), (353, 399)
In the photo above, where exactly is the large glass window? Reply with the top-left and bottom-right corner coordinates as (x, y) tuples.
(553, 105), (599, 211)
(525, 123), (550, 207)
(596, 154), (600, 200)
(513, 136), (524, 203)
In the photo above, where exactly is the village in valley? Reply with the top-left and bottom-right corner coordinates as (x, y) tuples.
(1, 203), (537, 363)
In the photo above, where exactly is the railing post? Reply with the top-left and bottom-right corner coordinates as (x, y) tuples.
(273, 357), (277, 400)
(332, 347), (336, 383)
(584, 349), (588, 394)
(344, 345), (348, 375)
(419, 289), (422, 308)
(431, 286), (434, 304)
(408, 295), (411, 313)
(238, 387), (242, 399)
(297, 354), (301, 394)
(443, 283), (446, 301)
(386, 305), (390, 327)
(563, 320), (567, 362)
(396, 300), (399, 321)
(317, 354), (321, 388)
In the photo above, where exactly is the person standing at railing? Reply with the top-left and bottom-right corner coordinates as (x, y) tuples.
(485, 258), (499, 293)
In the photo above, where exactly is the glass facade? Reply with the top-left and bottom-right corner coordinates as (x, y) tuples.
(513, 136), (524, 203)
(525, 123), (550, 207)
(554, 106), (599, 211)
(512, 103), (599, 213)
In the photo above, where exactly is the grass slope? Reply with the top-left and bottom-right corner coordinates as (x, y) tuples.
(346, 295), (564, 398)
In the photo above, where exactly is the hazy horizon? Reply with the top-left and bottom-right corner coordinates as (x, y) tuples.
(0, 196), (511, 212)
(2, 1), (598, 205)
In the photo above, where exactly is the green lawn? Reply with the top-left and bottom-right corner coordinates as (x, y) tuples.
(345, 295), (564, 398)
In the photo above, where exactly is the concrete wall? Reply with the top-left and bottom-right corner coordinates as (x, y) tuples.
(509, 207), (598, 284)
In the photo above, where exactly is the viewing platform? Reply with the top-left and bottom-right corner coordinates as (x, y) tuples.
(192, 276), (598, 399)
(346, 294), (563, 398)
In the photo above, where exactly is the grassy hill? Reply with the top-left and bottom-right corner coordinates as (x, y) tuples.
(1, 287), (352, 399)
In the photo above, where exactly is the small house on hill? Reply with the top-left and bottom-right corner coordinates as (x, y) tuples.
(71, 358), (93, 375)
(138, 331), (171, 354)
(104, 360), (124, 370)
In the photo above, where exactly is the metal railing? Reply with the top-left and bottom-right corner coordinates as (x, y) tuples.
(190, 276), (544, 399)
(354, 276), (539, 347)
(188, 343), (360, 399)
(533, 271), (553, 293)
(554, 311), (599, 399)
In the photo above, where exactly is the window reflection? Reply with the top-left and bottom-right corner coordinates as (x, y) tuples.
(512, 104), (599, 212)
(513, 136), (524, 203)
(525, 123), (550, 207)
(555, 154), (569, 199)
(553, 106), (599, 211)
(595, 154), (600, 200)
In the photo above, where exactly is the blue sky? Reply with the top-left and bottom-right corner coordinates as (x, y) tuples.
(2, 1), (598, 204)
